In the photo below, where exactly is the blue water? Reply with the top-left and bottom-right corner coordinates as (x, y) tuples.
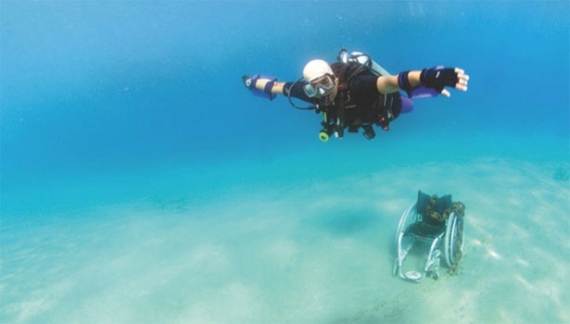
(1, 1), (569, 323)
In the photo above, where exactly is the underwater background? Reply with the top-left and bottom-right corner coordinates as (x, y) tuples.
(1, 1), (569, 323)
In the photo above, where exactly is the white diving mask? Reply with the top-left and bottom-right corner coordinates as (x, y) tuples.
(303, 73), (335, 98)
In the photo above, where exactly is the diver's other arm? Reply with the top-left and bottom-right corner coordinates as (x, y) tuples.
(242, 75), (285, 100)
(377, 67), (469, 97)
(251, 78), (285, 95)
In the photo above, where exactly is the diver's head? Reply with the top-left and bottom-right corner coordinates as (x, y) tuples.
(303, 59), (336, 98)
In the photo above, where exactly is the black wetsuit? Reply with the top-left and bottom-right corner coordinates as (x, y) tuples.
(284, 72), (402, 131)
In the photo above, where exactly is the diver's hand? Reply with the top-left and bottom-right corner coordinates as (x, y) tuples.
(420, 67), (469, 97)
(242, 75), (254, 89)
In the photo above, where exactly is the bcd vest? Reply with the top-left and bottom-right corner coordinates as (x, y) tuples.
(318, 61), (402, 139)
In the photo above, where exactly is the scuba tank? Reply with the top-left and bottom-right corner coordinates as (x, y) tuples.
(337, 47), (392, 77)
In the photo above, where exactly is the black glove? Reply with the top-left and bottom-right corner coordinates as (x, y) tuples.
(420, 67), (459, 93)
(242, 75), (254, 89)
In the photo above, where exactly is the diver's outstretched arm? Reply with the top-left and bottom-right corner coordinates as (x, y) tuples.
(377, 67), (469, 97)
(242, 75), (285, 100)
(252, 78), (285, 95)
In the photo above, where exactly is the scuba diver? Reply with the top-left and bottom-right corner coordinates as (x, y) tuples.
(242, 48), (469, 141)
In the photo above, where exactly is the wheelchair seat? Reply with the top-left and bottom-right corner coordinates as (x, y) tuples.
(406, 221), (445, 238)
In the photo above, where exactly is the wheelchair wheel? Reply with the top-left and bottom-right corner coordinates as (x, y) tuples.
(392, 258), (399, 277)
(444, 212), (464, 267)
(395, 202), (419, 246)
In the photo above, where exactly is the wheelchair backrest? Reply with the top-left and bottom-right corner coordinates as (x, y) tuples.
(417, 190), (452, 226)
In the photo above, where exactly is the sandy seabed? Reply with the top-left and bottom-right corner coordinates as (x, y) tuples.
(1, 152), (569, 323)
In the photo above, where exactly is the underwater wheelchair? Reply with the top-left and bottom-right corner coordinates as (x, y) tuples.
(393, 191), (465, 282)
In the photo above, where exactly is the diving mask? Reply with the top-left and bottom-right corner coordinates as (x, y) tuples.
(303, 73), (335, 98)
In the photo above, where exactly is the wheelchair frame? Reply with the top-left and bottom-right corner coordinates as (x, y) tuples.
(392, 202), (464, 282)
